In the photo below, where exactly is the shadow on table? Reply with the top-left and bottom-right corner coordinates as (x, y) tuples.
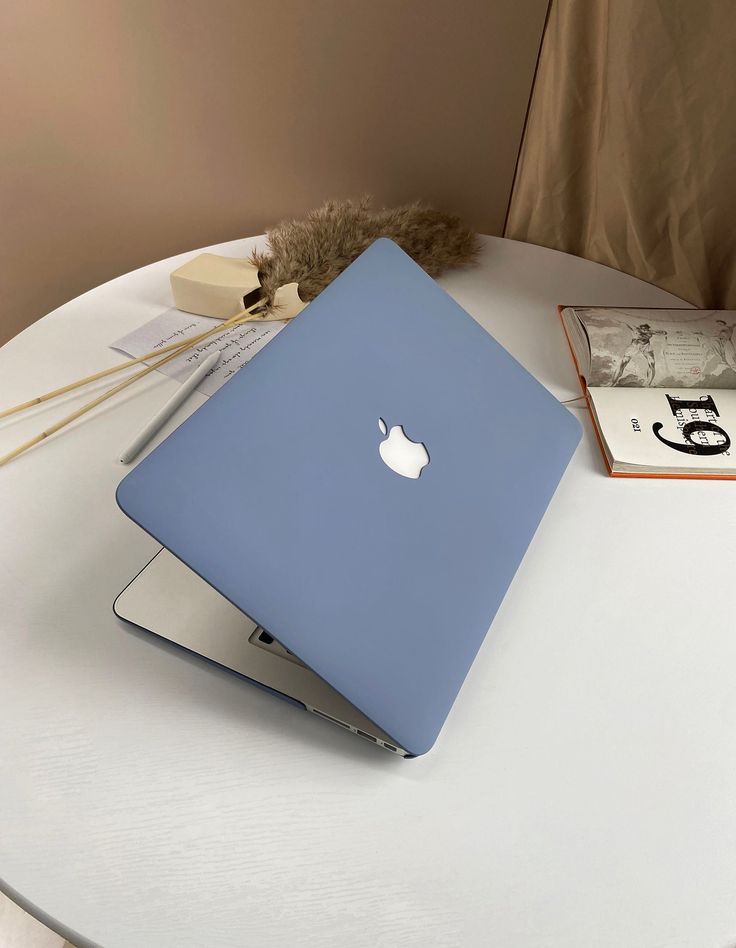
(113, 611), (408, 771)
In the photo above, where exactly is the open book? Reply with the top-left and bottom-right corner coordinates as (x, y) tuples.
(559, 306), (736, 478)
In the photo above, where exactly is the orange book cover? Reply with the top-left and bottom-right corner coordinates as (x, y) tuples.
(556, 305), (736, 480)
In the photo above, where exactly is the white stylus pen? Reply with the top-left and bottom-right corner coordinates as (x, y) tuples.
(119, 351), (221, 464)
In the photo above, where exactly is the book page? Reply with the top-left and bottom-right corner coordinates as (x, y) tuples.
(588, 386), (736, 472)
(571, 307), (736, 388)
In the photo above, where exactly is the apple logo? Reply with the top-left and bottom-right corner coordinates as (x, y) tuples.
(378, 418), (429, 479)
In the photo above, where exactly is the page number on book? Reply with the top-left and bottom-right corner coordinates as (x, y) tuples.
(631, 418), (641, 432)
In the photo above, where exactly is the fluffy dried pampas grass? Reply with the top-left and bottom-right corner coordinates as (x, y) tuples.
(251, 197), (481, 312)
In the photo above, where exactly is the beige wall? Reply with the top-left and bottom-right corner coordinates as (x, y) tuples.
(1, 0), (549, 345)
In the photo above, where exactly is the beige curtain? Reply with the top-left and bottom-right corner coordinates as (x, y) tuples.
(506, 0), (736, 308)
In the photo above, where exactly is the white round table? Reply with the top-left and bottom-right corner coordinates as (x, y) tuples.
(2, 237), (734, 948)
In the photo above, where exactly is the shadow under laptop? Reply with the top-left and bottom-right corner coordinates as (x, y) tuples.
(114, 613), (408, 769)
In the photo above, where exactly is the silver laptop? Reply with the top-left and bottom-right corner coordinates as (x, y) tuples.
(115, 239), (581, 757)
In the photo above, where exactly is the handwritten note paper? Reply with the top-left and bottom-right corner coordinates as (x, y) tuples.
(111, 309), (287, 396)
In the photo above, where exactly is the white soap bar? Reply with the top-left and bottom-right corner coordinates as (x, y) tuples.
(170, 254), (261, 319)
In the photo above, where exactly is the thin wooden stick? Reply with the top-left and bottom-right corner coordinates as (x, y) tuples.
(0, 309), (270, 467)
(0, 306), (262, 421)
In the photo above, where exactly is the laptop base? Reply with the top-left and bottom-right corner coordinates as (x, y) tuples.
(114, 549), (407, 755)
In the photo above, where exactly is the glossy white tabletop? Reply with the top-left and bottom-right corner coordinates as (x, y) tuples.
(2, 237), (734, 948)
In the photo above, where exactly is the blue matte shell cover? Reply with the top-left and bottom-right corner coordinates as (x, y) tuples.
(116, 239), (581, 756)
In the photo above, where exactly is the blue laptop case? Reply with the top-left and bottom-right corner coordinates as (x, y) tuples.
(116, 239), (581, 756)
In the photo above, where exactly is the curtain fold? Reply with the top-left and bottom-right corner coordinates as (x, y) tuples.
(506, 0), (736, 308)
